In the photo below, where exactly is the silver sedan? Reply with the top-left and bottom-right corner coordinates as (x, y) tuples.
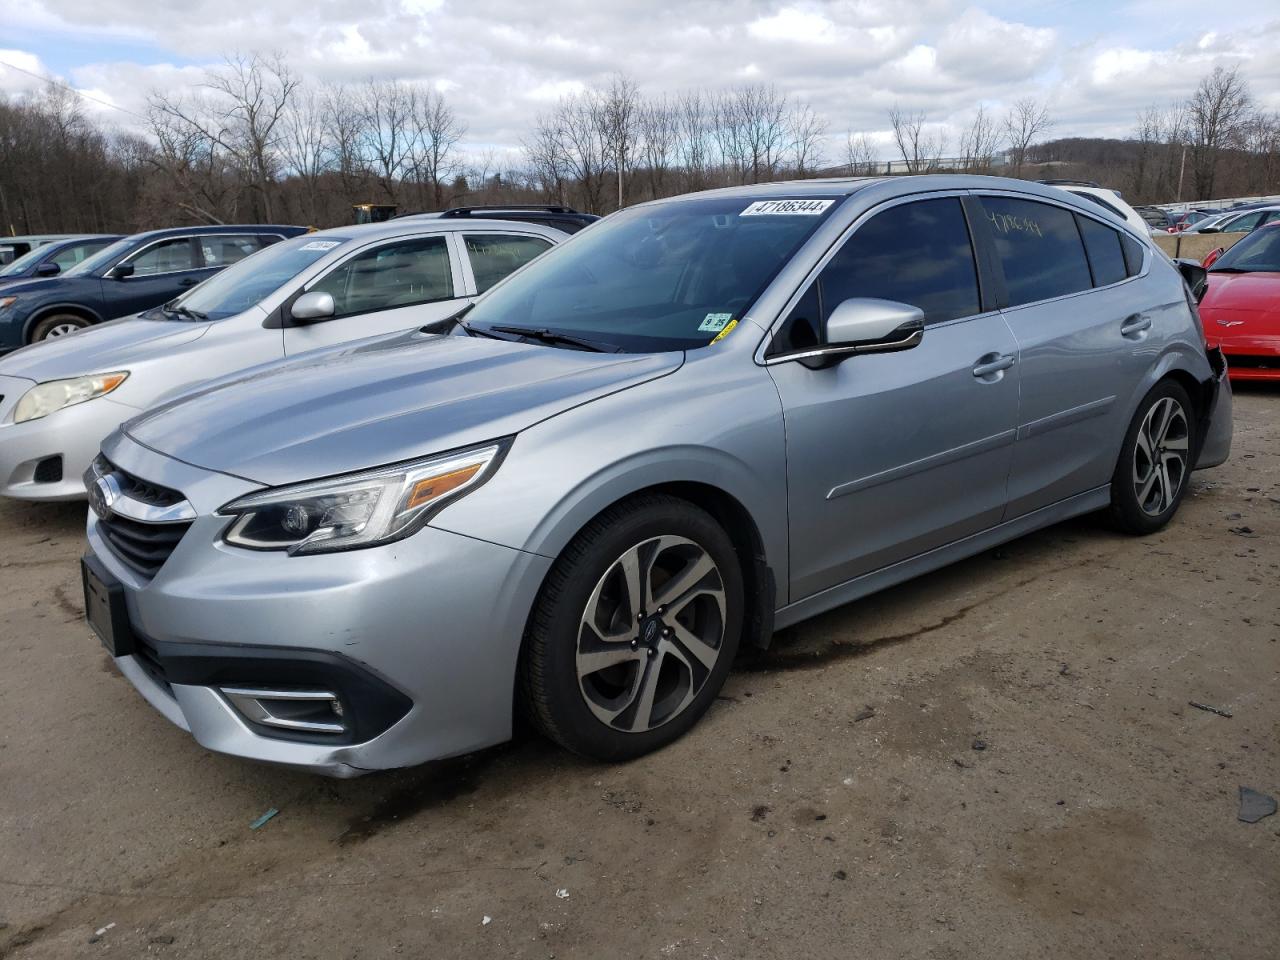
(78, 175), (1231, 776)
(0, 219), (564, 500)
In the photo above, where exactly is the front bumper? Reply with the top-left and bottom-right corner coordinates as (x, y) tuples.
(0, 379), (139, 500)
(87, 438), (552, 776)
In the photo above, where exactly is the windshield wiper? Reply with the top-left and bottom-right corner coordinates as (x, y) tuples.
(487, 324), (622, 353)
(158, 301), (208, 321)
(1208, 266), (1256, 273)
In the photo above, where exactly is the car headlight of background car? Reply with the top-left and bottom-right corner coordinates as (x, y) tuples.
(13, 372), (129, 424)
(219, 441), (508, 555)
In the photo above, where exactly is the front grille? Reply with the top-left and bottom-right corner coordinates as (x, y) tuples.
(99, 512), (192, 578)
(94, 455), (185, 507)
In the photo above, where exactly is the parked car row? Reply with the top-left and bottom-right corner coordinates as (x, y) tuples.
(0, 179), (1232, 778)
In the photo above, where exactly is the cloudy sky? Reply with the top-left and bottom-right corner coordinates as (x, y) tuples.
(2, 0), (1278, 160)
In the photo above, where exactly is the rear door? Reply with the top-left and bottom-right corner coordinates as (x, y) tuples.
(766, 193), (1021, 600)
(283, 234), (466, 354)
(101, 236), (203, 318)
(976, 193), (1152, 517)
(457, 232), (555, 295)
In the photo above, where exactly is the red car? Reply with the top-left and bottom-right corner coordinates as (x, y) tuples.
(1200, 222), (1280, 381)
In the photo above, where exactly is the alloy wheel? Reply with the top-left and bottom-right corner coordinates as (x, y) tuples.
(44, 322), (82, 338)
(1132, 396), (1190, 516)
(575, 535), (727, 733)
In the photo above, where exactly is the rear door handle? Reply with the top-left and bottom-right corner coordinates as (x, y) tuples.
(1121, 314), (1152, 337)
(972, 354), (1016, 378)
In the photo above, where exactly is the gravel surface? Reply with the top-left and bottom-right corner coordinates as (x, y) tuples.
(1, 388), (1276, 960)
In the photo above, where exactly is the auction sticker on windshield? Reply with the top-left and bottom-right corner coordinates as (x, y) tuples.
(300, 240), (342, 251)
(740, 199), (835, 216)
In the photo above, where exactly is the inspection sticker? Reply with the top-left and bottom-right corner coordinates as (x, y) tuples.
(299, 240), (342, 251)
(699, 312), (734, 332)
(740, 199), (834, 216)
(710, 319), (739, 344)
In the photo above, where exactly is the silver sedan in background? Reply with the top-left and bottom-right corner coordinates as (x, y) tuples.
(0, 218), (565, 500)
(79, 176), (1231, 776)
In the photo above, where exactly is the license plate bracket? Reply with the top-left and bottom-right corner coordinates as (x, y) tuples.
(81, 555), (136, 658)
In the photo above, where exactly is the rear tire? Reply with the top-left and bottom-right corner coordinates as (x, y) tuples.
(1108, 380), (1196, 535)
(520, 494), (744, 761)
(30, 313), (91, 342)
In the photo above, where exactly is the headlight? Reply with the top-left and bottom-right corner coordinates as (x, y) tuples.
(13, 372), (129, 424)
(219, 442), (507, 555)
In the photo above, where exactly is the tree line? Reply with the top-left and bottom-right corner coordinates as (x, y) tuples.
(1, 54), (1277, 236)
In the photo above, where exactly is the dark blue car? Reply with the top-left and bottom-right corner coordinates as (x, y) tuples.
(0, 235), (122, 289)
(0, 225), (307, 351)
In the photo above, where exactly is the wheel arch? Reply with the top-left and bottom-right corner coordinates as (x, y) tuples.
(24, 303), (105, 343)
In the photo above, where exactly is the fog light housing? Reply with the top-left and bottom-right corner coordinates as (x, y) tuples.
(221, 686), (347, 735)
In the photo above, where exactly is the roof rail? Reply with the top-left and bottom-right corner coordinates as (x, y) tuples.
(440, 205), (579, 216)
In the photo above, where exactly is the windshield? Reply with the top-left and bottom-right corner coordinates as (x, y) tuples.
(0, 245), (51, 277)
(161, 235), (351, 321)
(464, 195), (843, 352)
(1209, 224), (1280, 273)
(64, 237), (137, 277)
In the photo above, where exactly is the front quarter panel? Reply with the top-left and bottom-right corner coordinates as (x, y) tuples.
(430, 346), (791, 604)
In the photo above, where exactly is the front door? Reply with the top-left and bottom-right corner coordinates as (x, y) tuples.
(284, 234), (467, 354)
(102, 236), (206, 319)
(766, 195), (1021, 601)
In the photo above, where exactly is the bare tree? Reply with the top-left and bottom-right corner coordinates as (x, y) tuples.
(280, 85), (330, 223)
(408, 89), (466, 209)
(358, 78), (417, 203)
(1003, 97), (1052, 176)
(675, 90), (711, 191)
(787, 103), (827, 176)
(888, 105), (946, 173)
(1187, 65), (1252, 200)
(959, 105), (999, 173)
(843, 132), (879, 176)
(149, 52), (299, 220)
(599, 74), (640, 209)
(638, 95), (678, 200)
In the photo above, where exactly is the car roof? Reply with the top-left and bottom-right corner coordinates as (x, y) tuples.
(0, 234), (86, 245)
(304, 218), (571, 242)
(125, 225), (306, 241)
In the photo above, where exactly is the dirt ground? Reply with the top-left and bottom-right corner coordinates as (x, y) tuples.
(1, 388), (1276, 960)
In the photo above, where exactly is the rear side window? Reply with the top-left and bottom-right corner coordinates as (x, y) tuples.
(50, 241), (109, 271)
(464, 234), (552, 294)
(200, 235), (269, 267)
(1077, 216), (1127, 287)
(981, 196), (1092, 307)
(310, 236), (454, 319)
(1120, 235), (1144, 277)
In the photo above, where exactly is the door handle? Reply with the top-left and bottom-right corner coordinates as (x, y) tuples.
(178, 277), (199, 287)
(1121, 314), (1152, 337)
(972, 354), (1016, 378)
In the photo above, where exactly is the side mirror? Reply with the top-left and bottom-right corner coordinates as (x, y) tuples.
(824, 298), (924, 354)
(110, 263), (134, 280)
(290, 291), (336, 324)
(35, 262), (61, 277)
(1174, 258), (1208, 304)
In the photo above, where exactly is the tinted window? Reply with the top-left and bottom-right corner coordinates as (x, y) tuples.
(310, 236), (453, 319)
(822, 198), (979, 324)
(982, 197), (1092, 306)
(199, 234), (267, 267)
(1209, 224), (1280, 273)
(1073, 191), (1125, 221)
(464, 234), (552, 294)
(129, 237), (196, 276)
(1077, 216), (1127, 287)
(1120, 234), (1144, 277)
(770, 198), (980, 355)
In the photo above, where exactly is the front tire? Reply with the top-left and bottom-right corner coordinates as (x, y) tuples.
(30, 313), (91, 342)
(520, 495), (744, 761)
(1108, 380), (1196, 534)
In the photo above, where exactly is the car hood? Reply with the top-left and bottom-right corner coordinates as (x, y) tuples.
(124, 330), (683, 487)
(0, 316), (209, 381)
(1201, 272), (1280, 337)
(0, 274), (94, 299)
